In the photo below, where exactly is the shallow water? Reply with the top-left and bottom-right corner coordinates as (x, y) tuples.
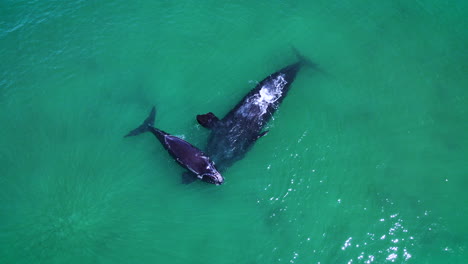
(1, 1), (467, 263)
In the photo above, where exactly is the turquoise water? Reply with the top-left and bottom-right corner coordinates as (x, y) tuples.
(1, 1), (467, 263)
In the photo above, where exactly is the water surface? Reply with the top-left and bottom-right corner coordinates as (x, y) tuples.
(1, 1), (467, 263)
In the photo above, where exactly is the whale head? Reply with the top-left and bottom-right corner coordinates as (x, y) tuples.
(201, 171), (224, 185)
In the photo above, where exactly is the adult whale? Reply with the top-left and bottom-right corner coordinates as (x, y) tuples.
(125, 107), (224, 185)
(197, 50), (316, 171)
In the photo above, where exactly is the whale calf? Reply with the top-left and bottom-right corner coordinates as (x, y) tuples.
(125, 107), (224, 185)
(197, 50), (316, 171)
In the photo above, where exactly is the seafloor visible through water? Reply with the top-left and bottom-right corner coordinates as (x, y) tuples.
(1, 1), (467, 263)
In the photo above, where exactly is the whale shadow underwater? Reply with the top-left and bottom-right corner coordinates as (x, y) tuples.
(125, 106), (224, 185)
(197, 49), (318, 173)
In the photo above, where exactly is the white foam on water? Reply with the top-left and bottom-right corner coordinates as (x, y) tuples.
(251, 74), (287, 116)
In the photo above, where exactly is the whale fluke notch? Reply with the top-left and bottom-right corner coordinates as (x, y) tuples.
(291, 46), (326, 76)
(291, 46), (313, 67)
(197, 112), (219, 129)
(124, 107), (156, 137)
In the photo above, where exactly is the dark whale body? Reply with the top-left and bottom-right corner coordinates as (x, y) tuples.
(197, 51), (315, 171)
(126, 107), (223, 185)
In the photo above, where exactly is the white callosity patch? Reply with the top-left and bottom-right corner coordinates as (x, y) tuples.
(240, 74), (287, 117)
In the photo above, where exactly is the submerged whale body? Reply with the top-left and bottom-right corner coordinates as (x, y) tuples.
(125, 107), (224, 185)
(197, 50), (316, 171)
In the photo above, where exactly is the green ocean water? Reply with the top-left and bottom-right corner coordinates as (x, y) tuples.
(1, 0), (467, 263)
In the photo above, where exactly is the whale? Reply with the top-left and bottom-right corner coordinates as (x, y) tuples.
(125, 107), (224, 185)
(197, 50), (316, 172)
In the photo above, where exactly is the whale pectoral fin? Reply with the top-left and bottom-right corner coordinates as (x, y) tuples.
(256, 130), (269, 140)
(197, 112), (219, 129)
(182, 172), (198, 184)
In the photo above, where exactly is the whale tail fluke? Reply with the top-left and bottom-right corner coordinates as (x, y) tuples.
(291, 46), (325, 74)
(124, 106), (156, 137)
(291, 46), (314, 67)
